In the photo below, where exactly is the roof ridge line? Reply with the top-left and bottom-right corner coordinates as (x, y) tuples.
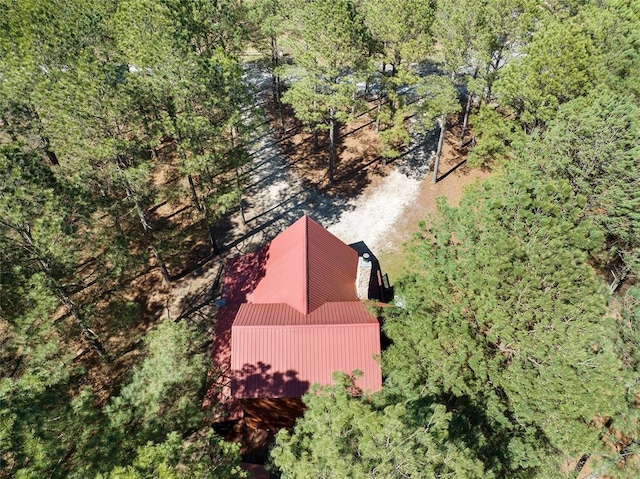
(304, 215), (311, 314)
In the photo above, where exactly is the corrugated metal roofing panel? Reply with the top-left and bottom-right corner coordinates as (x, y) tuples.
(231, 323), (382, 398)
(246, 218), (308, 313)
(306, 217), (359, 312)
(246, 216), (358, 314)
(233, 301), (378, 326)
(227, 215), (382, 400)
(312, 301), (378, 325)
(234, 302), (302, 326)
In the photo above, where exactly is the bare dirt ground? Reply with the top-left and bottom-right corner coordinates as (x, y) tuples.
(48, 63), (496, 478)
(238, 62), (489, 281)
(376, 124), (491, 280)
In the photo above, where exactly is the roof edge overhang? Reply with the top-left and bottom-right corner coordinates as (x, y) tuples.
(232, 322), (379, 329)
(234, 384), (383, 400)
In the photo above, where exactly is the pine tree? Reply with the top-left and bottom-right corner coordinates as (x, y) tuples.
(248, 0), (287, 130)
(271, 372), (486, 478)
(280, 0), (369, 182)
(360, 0), (435, 159)
(384, 163), (633, 474)
(415, 76), (460, 183)
(527, 88), (640, 282)
(106, 319), (207, 439)
(494, 14), (598, 129)
(97, 431), (247, 479)
(0, 145), (106, 353)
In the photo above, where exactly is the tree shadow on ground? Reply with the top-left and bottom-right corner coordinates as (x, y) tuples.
(437, 158), (467, 182)
(269, 100), (387, 198)
(168, 261), (224, 325)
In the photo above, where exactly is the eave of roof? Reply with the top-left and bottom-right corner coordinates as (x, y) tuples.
(233, 301), (379, 327)
(227, 215), (383, 399)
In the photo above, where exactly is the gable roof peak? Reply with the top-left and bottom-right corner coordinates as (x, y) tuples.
(246, 215), (359, 314)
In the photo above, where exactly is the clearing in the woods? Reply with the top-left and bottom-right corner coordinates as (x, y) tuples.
(78, 63), (489, 410)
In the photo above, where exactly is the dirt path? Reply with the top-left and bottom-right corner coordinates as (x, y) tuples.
(378, 132), (491, 280)
(151, 62), (489, 332)
(78, 63), (489, 405)
(201, 63), (490, 431)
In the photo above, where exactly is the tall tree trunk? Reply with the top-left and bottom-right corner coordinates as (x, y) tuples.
(202, 203), (219, 253)
(23, 105), (60, 165)
(58, 292), (107, 357)
(132, 190), (170, 283)
(484, 49), (503, 102)
(375, 94), (382, 133)
(459, 93), (472, 148)
(150, 243), (171, 283)
(271, 37), (285, 134)
(116, 155), (171, 284)
(312, 92), (319, 151)
(328, 111), (335, 183)
(134, 200), (170, 284)
(236, 170), (246, 225)
(134, 201), (152, 232)
(313, 128), (319, 151)
(377, 64), (388, 134)
(271, 37), (279, 100)
(14, 225), (107, 357)
(276, 75), (285, 134)
(231, 122), (247, 226)
(460, 67), (479, 148)
(433, 116), (446, 184)
(188, 174), (203, 211)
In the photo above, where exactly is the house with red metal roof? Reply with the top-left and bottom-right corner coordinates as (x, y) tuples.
(229, 215), (382, 401)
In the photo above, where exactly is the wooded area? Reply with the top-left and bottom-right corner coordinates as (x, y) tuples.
(1, 0), (639, 477)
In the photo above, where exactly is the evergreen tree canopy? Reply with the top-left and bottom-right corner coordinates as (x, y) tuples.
(528, 88), (640, 277)
(384, 164), (632, 474)
(271, 372), (486, 478)
(280, 0), (370, 180)
(495, 15), (597, 128)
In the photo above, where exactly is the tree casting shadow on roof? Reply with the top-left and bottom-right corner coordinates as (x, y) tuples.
(231, 361), (311, 399)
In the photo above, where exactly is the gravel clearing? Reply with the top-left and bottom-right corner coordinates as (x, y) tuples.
(327, 169), (422, 252)
(221, 63), (434, 255)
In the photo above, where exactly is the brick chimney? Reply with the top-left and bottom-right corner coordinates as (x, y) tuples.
(355, 252), (372, 300)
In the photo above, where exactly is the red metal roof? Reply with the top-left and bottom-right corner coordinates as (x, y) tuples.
(234, 301), (378, 326)
(247, 215), (359, 314)
(229, 215), (382, 399)
(231, 323), (382, 398)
